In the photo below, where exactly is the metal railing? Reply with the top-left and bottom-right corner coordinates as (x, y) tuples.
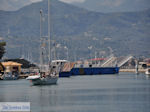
(101, 55), (116, 67)
(117, 55), (133, 67)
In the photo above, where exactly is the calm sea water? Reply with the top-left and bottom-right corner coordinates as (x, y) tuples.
(0, 73), (150, 112)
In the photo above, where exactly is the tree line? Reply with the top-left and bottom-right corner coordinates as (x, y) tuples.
(0, 42), (6, 59)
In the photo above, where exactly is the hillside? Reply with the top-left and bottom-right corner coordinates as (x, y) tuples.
(0, 0), (149, 62)
(69, 0), (150, 13)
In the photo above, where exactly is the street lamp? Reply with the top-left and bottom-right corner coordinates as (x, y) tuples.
(88, 46), (92, 59)
(55, 43), (61, 60)
(64, 46), (69, 61)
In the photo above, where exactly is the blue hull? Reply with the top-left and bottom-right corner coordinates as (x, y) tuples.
(59, 67), (119, 77)
(59, 72), (71, 77)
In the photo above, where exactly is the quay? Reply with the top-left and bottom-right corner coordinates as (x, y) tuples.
(0, 69), (147, 80)
(19, 68), (145, 79)
(119, 69), (145, 73)
(19, 74), (30, 79)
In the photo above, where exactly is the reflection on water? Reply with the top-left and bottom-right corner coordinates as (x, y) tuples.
(0, 73), (150, 112)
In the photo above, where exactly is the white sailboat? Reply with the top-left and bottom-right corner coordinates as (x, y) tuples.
(26, 0), (58, 85)
(26, 73), (58, 85)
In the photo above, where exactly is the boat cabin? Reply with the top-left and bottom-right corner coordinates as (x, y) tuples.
(51, 60), (68, 66)
(51, 60), (69, 72)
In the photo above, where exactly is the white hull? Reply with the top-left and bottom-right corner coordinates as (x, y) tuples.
(145, 68), (150, 77)
(26, 75), (58, 85)
(145, 71), (150, 75)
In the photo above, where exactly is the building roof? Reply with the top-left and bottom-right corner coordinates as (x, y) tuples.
(2, 61), (22, 66)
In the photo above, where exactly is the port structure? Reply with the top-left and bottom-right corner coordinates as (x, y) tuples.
(101, 55), (133, 67)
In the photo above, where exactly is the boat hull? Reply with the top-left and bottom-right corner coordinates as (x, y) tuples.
(27, 75), (58, 85)
(145, 68), (150, 77)
(59, 72), (71, 77)
(59, 67), (119, 77)
(31, 77), (58, 85)
(70, 67), (119, 76)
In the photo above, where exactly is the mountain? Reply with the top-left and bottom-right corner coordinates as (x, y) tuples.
(0, 0), (149, 62)
(0, 0), (42, 11)
(1, 0), (150, 13)
(65, 0), (150, 13)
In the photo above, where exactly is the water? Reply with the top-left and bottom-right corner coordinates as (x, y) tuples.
(0, 73), (150, 112)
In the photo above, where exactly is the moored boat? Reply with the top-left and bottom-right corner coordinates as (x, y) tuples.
(145, 68), (150, 77)
(2, 72), (19, 80)
(26, 73), (58, 85)
(26, 0), (58, 85)
(58, 58), (119, 76)
(51, 60), (71, 77)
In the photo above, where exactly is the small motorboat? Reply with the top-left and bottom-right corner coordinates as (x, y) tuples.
(2, 72), (19, 80)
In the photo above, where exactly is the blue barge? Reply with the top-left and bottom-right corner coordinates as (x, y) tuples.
(71, 67), (119, 75)
(53, 60), (119, 77)
(59, 67), (119, 77)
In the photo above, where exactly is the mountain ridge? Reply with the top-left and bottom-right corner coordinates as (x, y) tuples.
(69, 0), (150, 13)
(0, 0), (149, 62)
(0, 0), (42, 11)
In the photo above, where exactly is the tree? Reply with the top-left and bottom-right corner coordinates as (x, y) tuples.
(0, 42), (6, 59)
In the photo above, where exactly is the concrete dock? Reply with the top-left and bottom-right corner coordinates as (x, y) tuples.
(119, 69), (145, 73)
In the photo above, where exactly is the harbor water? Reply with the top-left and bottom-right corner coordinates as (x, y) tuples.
(0, 72), (150, 112)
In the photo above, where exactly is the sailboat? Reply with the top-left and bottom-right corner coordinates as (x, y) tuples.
(26, 73), (58, 85)
(26, 0), (58, 85)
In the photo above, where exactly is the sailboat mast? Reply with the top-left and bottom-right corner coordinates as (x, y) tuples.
(48, 0), (51, 63)
(40, 9), (43, 70)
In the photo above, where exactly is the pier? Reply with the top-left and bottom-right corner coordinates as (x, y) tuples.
(119, 69), (145, 73)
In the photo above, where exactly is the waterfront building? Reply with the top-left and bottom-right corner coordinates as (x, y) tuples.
(2, 61), (22, 74)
